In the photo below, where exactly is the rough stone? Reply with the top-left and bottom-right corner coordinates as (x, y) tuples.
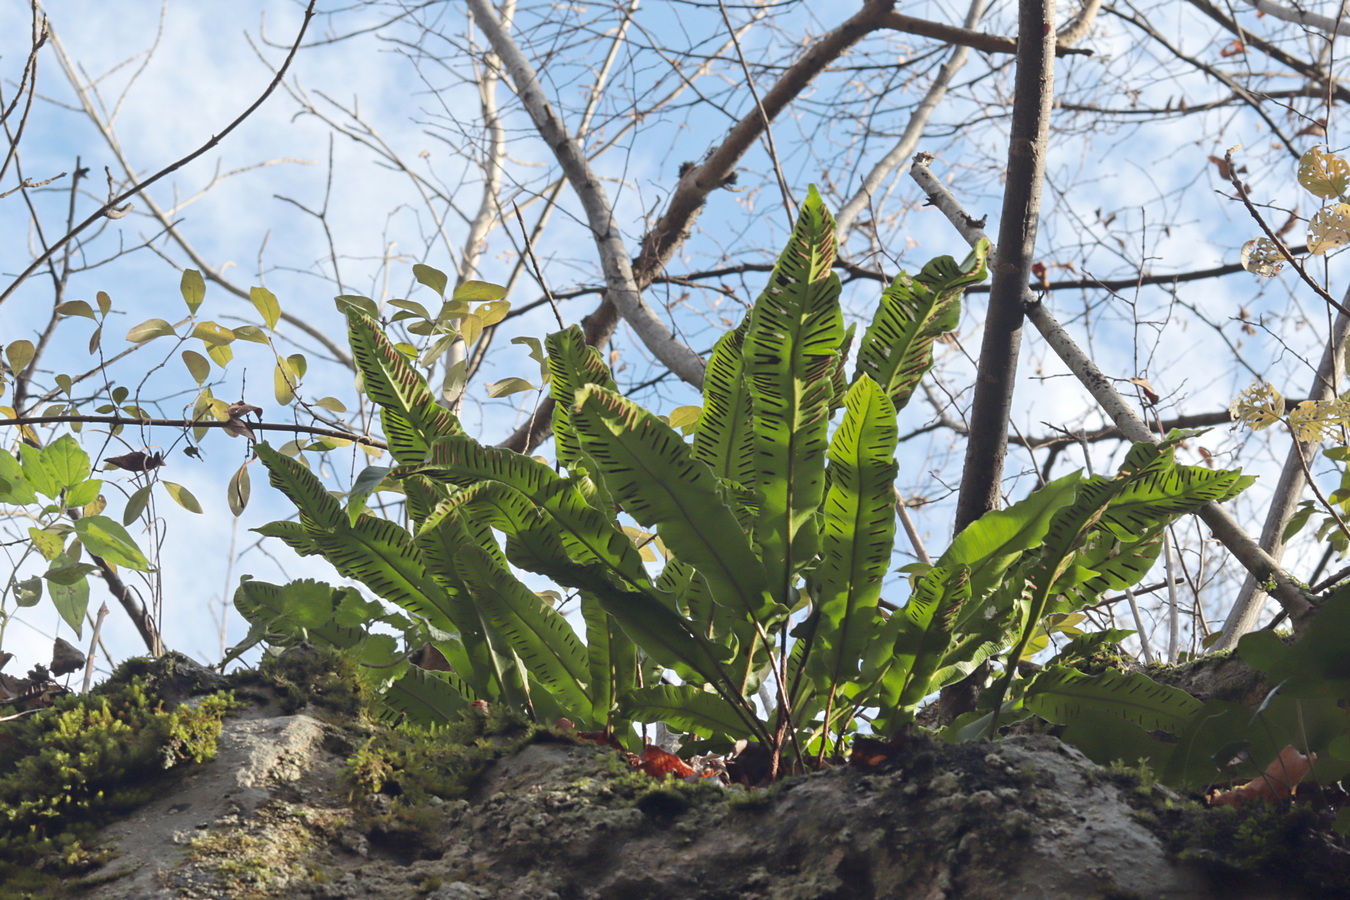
(60, 710), (1348, 900)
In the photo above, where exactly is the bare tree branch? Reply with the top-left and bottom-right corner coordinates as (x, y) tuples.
(836, 0), (989, 239)
(468, 0), (707, 388)
(911, 156), (1317, 634)
(953, 0), (1057, 533)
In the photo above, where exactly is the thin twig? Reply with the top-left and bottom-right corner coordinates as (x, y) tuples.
(1, 0), (319, 308)
(82, 602), (109, 693)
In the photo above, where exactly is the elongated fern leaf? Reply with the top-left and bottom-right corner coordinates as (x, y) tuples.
(455, 544), (592, 720)
(1025, 665), (1202, 734)
(743, 184), (845, 606)
(693, 322), (756, 490)
(810, 377), (898, 689)
(572, 384), (774, 623)
(854, 240), (987, 412)
(347, 311), (461, 463)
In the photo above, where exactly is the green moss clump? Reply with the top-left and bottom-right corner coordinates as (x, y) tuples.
(250, 644), (370, 719)
(342, 702), (533, 803)
(1146, 800), (1350, 895)
(0, 673), (236, 891)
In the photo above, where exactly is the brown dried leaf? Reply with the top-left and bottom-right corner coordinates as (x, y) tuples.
(1208, 745), (1315, 807)
(103, 450), (166, 472)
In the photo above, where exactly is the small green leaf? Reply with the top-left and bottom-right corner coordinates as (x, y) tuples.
(441, 360), (468, 405)
(163, 481), (203, 513)
(73, 515), (153, 569)
(96, 291), (112, 316)
(346, 465), (392, 523)
(228, 462), (251, 516)
(27, 527), (64, 561)
(45, 562), (100, 585)
(181, 268), (206, 314)
(250, 286), (281, 329)
(182, 350), (211, 384)
(335, 294), (380, 319)
(413, 264), (449, 297)
(232, 325), (270, 345)
(47, 557), (90, 636)
(126, 318), (177, 344)
(486, 377), (536, 398)
(275, 358), (299, 405)
(460, 313), (484, 349)
(315, 397), (347, 413)
(43, 435), (92, 491)
(5, 340), (35, 374)
(207, 343), (233, 368)
(14, 575), (42, 607)
(452, 280), (507, 302)
(124, 484), (152, 525)
(476, 299), (510, 327)
(66, 479), (103, 508)
(191, 321), (234, 345)
(55, 300), (96, 320)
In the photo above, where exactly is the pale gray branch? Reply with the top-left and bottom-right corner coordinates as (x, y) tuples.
(468, 0), (707, 388)
(910, 154), (1316, 634)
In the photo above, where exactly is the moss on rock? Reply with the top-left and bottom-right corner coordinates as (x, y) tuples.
(0, 654), (237, 896)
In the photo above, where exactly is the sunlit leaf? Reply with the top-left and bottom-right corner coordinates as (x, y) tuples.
(486, 377), (536, 398)
(1309, 202), (1350, 255)
(1298, 145), (1350, 199)
(42, 435), (91, 492)
(180, 268), (206, 314)
(460, 313), (484, 349)
(275, 359), (299, 405)
(182, 350), (211, 384)
(413, 263), (449, 297)
(250, 286), (281, 329)
(191, 321), (234, 345)
(207, 342), (233, 368)
(441, 359), (468, 405)
(336, 294), (381, 319)
(232, 324), (270, 345)
(315, 396), (347, 413)
(27, 527), (64, 561)
(163, 481), (203, 513)
(126, 319), (177, 344)
(6, 340), (35, 374)
(1229, 379), (1284, 430)
(96, 291), (112, 316)
(667, 405), (702, 434)
(66, 478), (102, 508)
(477, 299), (510, 327)
(452, 280), (507, 302)
(73, 515), (153, 570)
(55, 300), (96, 320)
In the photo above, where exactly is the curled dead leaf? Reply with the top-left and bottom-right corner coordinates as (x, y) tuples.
(1208, 744), (1315, 807)
(104, 450), (165, 472)
(50, 638), (86, 677)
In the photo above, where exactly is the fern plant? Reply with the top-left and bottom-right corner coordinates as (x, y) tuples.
(239, 187), (1251, 773)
